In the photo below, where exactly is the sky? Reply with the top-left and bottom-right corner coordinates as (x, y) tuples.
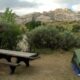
(0, 0), (80, 16)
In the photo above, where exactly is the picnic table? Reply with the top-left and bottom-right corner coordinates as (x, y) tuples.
(0, 49), (39, 74)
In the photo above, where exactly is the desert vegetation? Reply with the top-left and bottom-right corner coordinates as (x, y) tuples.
(27, 22), (80, 51)
(1, 8), (80, 51)
(0, 8), (24, 50)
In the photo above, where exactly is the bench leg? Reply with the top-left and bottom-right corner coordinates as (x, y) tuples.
(10, 66), (16, 74)
(26, 59), (29, 67)
(24, 59), (29, 67)
(17, 59), (20, 64)
(6, 57), (11, 62)
(17, 58), (30, 67)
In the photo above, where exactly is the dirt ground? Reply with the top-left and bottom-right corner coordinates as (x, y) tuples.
(0, 50), (80, 80)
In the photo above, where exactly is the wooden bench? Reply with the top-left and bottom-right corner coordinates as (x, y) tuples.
(0, 49), (39, 74)
(0, 61), (20, 74)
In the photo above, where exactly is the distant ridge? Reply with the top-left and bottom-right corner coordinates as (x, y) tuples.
(1, 8), (80, 24)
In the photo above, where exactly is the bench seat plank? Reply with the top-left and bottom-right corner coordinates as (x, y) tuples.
(0, 61), (19, 66)
(0, 61), (20, 74)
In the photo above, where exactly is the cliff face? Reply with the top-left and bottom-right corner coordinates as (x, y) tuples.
(0, 8), (80, 24)
(51, 9), (80, 21)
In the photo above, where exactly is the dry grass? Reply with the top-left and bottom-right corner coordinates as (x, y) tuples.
(0, 50), (80, 80)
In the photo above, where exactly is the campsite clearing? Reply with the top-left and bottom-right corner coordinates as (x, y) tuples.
(0, 50), (80, 80)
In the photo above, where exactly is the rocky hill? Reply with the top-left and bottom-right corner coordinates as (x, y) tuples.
(1, 8), (80, 24)
(9, 8), (80, 24)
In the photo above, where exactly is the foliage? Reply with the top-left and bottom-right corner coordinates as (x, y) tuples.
(27, 26), (78, 50)
(0, 8), (16, 23)
(27, 26), (60, 49)
(55, 26), (66, 32)
(58, 31), (76, 50)
(74, 35), (80, 48)
(72, 24), (80, 32)
(0, 22), (23, 50)
(25, 16), (41, 31)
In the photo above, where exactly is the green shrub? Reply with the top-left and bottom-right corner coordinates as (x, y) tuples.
(74, 35), (80, 48)
(0, 22), (23, 50)
(72, 24), (80, 32)
(55, 26), (66, 32)
(27, 26), (78, 51)
(58, 31), (76, 50)
(27, 26), (60, 49)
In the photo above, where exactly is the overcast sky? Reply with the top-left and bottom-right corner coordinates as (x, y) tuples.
(0, 0), (80, 16)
